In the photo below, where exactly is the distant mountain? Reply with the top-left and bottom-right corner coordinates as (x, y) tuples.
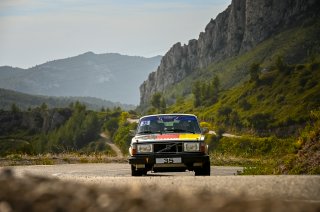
(0, 88), (135, 111)
(0, 52), (161, 105)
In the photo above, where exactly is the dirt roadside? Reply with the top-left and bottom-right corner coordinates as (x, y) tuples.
(100, 133), (124, 158)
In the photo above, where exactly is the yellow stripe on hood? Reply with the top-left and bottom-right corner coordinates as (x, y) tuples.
(179, 134), (201, 140)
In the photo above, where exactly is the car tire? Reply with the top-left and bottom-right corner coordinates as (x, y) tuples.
(131, 165), (146, 176)
(195, 161), (211, 176)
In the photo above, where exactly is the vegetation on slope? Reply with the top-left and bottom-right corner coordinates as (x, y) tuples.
(160, 20), (320, 107)
(165, 60), (320, 174)
(276, 110), (320, 174)
(102, 109), (137, 155)
(0, 102), (136, 158)
(169, 61), (320, 135)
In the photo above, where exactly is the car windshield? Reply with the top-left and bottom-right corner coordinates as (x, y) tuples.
(137, 115), (201, 134)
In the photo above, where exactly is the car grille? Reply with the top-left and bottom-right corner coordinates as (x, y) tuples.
(153, 142), (183, 154)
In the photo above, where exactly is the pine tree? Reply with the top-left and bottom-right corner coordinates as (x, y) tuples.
(210, 76), (220, 104)
(192, 81), (201, 107)
(151, 92), (163, 113)
(151, 93), (161, 108)
(160, 97), (166, 113)
(40, 102), (48, 111)
(250, 63), (260, 83)
(11, 103), (20, 113)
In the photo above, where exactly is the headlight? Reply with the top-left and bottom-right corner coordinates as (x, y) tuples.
(137, 144), (153, 153)
(184, 142), (200, 152)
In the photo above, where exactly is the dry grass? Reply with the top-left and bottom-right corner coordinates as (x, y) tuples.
(210, 153), (263, 166)
(0, 153), (126, 167)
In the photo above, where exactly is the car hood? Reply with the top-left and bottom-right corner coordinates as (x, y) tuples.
(133, 133), (204, 142)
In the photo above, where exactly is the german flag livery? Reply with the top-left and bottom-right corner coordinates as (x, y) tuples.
(135, 133), (204, 142)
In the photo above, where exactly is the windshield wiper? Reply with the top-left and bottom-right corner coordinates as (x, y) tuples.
(138, 130), (153, 134)
(138, 130), (162, 134)
(172, 129), (195, 134)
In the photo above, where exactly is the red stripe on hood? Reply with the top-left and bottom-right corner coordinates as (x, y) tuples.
(156, 134), (180, 139)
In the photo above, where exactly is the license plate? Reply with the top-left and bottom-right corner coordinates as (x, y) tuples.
(156, 157), (181, 164)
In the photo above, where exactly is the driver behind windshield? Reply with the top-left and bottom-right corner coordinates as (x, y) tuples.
(149, 121), (161, 132)
(179, 120), (192, 131)
(138, 115), (201, 134)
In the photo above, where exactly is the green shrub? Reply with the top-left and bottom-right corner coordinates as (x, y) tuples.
(113, 112), (137, 154)
(212, 136), (295, 158)
(276, 110), (320, 174)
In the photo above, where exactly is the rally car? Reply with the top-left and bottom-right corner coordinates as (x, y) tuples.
(128, 114), (210, 176)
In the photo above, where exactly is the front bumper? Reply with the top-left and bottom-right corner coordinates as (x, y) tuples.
(129, 153), (210, 171)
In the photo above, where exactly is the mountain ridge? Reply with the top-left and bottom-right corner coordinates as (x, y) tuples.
(0, 52), (162, 105)
(0, 88), (135, 111)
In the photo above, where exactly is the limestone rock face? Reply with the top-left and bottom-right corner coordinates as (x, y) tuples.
(139, 0), (319, 108)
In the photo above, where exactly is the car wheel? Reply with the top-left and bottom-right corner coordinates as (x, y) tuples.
(131, 165), (146, 176)
(195, 161), (211, 176)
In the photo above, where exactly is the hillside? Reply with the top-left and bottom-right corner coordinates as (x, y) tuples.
(0, 88), (135, 111)
(139, 0), (320, 108)
(168, 60), (320, 136)
(0, 52), (161, 105)
(277, 109), (320, 174)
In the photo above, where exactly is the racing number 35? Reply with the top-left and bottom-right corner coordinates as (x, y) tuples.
(156, 157), (181, 164)
(164, 158), (174, 163)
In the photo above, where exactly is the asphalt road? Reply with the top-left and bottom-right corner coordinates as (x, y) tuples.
(5, 163), (320, 202)
(9, 163), (242, 177)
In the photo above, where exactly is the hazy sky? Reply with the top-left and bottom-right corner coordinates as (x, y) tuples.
(0, 0), (230, 68)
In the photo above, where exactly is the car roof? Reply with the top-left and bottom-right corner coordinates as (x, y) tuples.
(139, 114), (198, 120)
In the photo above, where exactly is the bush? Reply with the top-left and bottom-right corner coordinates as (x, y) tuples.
(0, 139), (32, 156)
(275, 56), (289, 74)
(247, 113), (273, 130)
(239, 99), (252, 110)
(212, 136), (295, 158)
(276, 110), (320, 174)
(309, 62), (319, 71)
(81, 141), (110, 154)
(113, 112), (137, 154)
(46, 104), (101, 153)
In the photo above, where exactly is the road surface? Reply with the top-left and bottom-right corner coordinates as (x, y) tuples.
(5, 163), (320, 202)
(209, 130), (241, 138)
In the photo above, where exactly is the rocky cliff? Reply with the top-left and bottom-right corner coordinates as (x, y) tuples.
(140, 0), (320, 108)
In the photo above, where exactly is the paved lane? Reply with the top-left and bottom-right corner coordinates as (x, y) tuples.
(8, 163), (243, 177)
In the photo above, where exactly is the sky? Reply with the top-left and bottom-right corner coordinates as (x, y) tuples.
(0, 0), (231, 69)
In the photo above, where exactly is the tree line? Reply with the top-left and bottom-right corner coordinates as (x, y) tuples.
(0, 102), (136, 156)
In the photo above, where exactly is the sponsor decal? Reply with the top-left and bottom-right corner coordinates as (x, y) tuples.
(179, 134), (201, 140)
(135, 134), (201, 141)
(156, 134), (180, 139)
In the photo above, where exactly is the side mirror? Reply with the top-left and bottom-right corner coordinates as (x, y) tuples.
(201, 127), (209, 134)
